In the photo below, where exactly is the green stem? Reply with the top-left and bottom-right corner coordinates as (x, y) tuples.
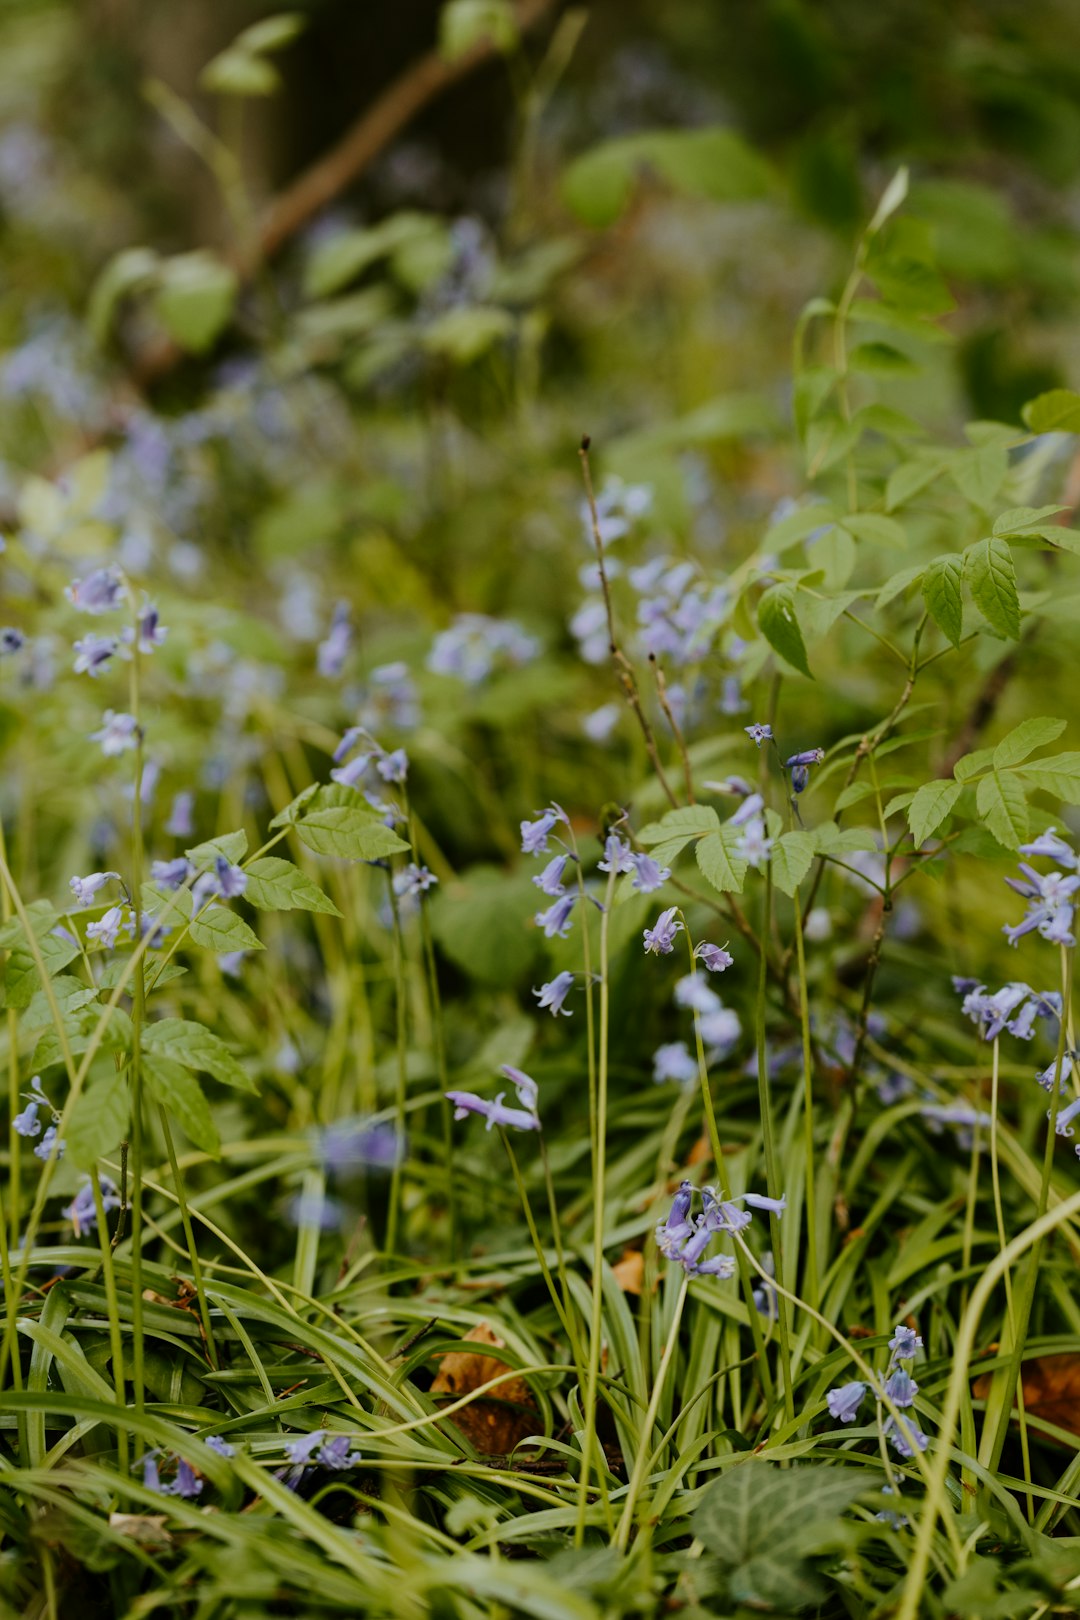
(128, 614), (147, 1431)
(89, 1168), (128, 1473)
(614, 1273), (690, 1550)
(158, 1105), (218, 1368)
(385, 874), (409, 1256)
(791, 893), (820, 1319)
(754, 867), (795, 1424)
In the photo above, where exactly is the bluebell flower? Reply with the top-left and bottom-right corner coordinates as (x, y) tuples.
(66, 567), (124, 614)
(1003, 862), (1080, 948)
(643, 906), (683, 955)
(317, 1433), (361, 1470)
(333, 725), (366, 764)
(884, 1414), (928, 1458)
(13, 1100), (41, 1138)
(533, 970), (575, 1017)
(141, 1453), (163, 1494)
(132, 604), (167, 653)
(629, 852), (671, 893)
(445, 1082), (541, 1133)
(1049, 1096), (1080, 1138)
(86, 905), (125, 949)
(0, 627), (25, 654)
(73, 633), (119, 676)
(888, 1325), (922, 1361)
(786, 748), (825, 796)
(428, 614), (539, 684)
(331, 752), (370, 789)
(500, 1065), (539, 1115)
(875, 1484), (909, 1531)
(393, 863), (437, 900)
(532, 854), (572, 897)
(285, 1431), (325, 1466)
(876, 1071), (915, 1104)
(204, 1435), (236, 1458)
(695, 1253), (737, 1278)
(582, 703), (621, 743)
(165, 791), (195, 839)
(1018, 827), (1077, 869)
(699, 1006), (742, 1059)
(520, 805), (567, 856)
(884, 1369), (918, 1408)
(151, 857), (193, 890)
(318, 1118), (404, 1174)
(653, 1041), (698, 1085)
(701, 1192), (752, 1234)
(694, 942), (733, 973)
(745, 723), (772, 746)
(63, 1175), (121, 1238)
(731, 793), (773, 869)
(34, 1124), (63, 1162)
(192, 857), (247, 911)
(1036, 1055), (1074, 1094)
(89, 710), (139, 757)
(535, 893), (577, 939)
(826, 1382), (867, 1424)
(317, 601), (352, 678)
(720, 675), (748, 715)
(171, 1459), (204, 1499)
(743, 1192), (787, 1215)
(69, 870), (121, 907)
(287, 1189), (344, 1230)
(597, 834), (633, 875)
(674, 975), (723, 1014)
(376, 747), (408, 784)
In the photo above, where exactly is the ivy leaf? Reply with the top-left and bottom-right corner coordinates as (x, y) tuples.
(693, 1461), (867, 1572)
(242, 857), (342, 916)
(757, 585), (812, 678)
(908, 779), (963, 847)
(921, 553), (964, 647)
(768, 831), (816, 896)
(141, 1018), (255, 1091)
(966, 536), (1020, 639)
(696, 831), (748, 895)
(144, 1055), (220, 1157)
(976, 770), (1030, 849)
(67, 1062), (130, 1170)
(992, 717), (1067, 769)
(189, 905), (264, 955)
(1018, 752), (1080, 805)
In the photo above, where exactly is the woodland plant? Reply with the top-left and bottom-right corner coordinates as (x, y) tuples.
(7, 10), (1080, 1618)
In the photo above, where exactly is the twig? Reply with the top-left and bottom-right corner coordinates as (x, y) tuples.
(650, 654), (695, 803)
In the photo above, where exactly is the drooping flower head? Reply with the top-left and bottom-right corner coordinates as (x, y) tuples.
(67, 567), (124, 615)
(643, 906), (683, 955)
(533, 970), (575, 1017)
(786, 747), (825, 796)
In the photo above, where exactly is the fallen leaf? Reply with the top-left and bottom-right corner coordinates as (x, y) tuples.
(612, 1248), (644, 1295)
(108, 1513), (173, 1547)
(974, 1352), (1080, 1441)
(430, 1321), (538, 1456)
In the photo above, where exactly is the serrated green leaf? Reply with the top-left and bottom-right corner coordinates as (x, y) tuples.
(953, 745), (996, 783)
(908, 779), (963, 846)
(269, 784), (319, 828)
(2, 934), (80, 1011)
(242, 857), (342, 915)
(883, 790), (915, 818)
(67, 1063), (130, 1170)
(693, 1461), (867, 1569)
(993, 505), (1069, 537)
(1018, 752), (1080, 805)
(832, 783), (878, 812)
(637, 806), (719, 847)
(188, 906), (264, 955)
(976, 769), (1029, 849)
(885, 456), (944, 511)
(921, 553), (964, 646)
(185, 831), (248, 867)
(696, 831), (748, 895)
(992, 717), (1066, 769)
(33, 1007), (132, 1074)
(1022, 389), (1080, 435)
(814, 823), (878, 854)
(950, 442), (1008, 508)
(23, 977), (99, 1029)
(966, 535), (1020, 638)
(141, 1017), (255, 1091)
(294, 787), (410, 862)
(770, 830), (816, 896)
(844, 512), (908, 550)
(757, 585), (812, 678)
(144, 1055), (220, 1156)
(877, 562), (925, 609)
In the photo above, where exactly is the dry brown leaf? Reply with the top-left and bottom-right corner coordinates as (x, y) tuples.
(108, 1513), (173, 1547)
(974, 1352), (1080, 1441)
(612, 1248), (644, 1295)
(431, 1321), (538, 1456)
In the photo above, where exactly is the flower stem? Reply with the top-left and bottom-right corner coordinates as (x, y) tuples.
(614, 1272), (689, 1550)
(754, 867), (795, 1423)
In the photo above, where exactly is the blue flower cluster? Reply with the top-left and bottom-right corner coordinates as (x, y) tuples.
(654, 1180), (785, 1280)
(826, 1321), (928, 1458)
(1002, 827), (1079, 948)
(445, 1065), (541, 1134)
(12, 1076), (63, 1162)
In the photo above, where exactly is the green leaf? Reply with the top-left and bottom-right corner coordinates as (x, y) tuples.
(294, 787), (410, 862)
(921, 553), (964, 646)
(242, 857), (342, 916)
(843, 512), (908, 550)
(966, 536), (1020, 638)
(67, 1063), (130, 1170)
(976, 770), (1030, 849)
(154, 252), (238, 353)
(953, 746), (996, 783)
(430, 866), (542, 986)
(992, 717), (1067, 769)
(762, 502), (836, 554)
(2, 933), (80, 1011)
(269, 784), (319, 828)
(142, 1018), (255, 1092)
(908, 779), (963, 847)
(693, 1461), (867, 1570)
(562, 127), (773, 228)
(189, 906), (264, 955)
(439, 0), (517, 61)
(144, 1055), (220, 1156)
(234, 12), (306, 53)
(885, 456), (945, 511)
(23, 977), (99, 1029)
(848, 341), (917, 375)
(757, 585), (812, 678)
(877, 562), (925, 609)
(87, 247), (160, 345)
(1018, 752), (1080, 805)
(993, 505), (1069, 537)
(950, 442), (1008, 508)
(813, 822), (878, 854)
(696, 831), (748, 895)
(185, 830), (248, 868)
(1022, 389), (1080, 435)
(832, 783), (878, 812)
(200, 48), (280, 96)
(883, 790), (915, 818)
(637, 806), (720, 849)
(770, 831), (816, 896)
